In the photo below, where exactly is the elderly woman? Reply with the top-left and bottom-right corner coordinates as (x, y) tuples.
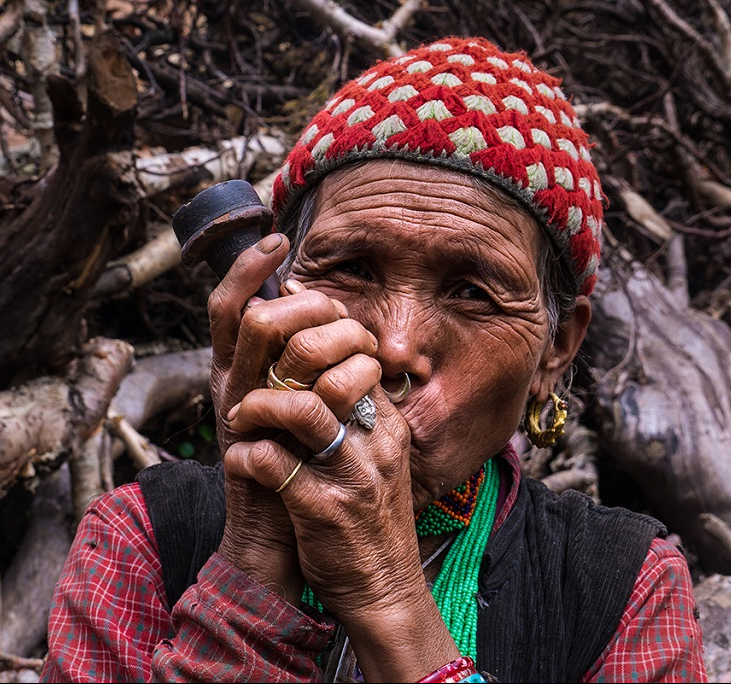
(41, 37), (706, 683)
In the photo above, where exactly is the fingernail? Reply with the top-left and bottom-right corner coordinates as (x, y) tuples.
(257, 233), (283, 254)
(369, 332), (378, 347)
(283, 279), (302, 295)
(333, 300), (348, 319)
(227, 402), (241, 421)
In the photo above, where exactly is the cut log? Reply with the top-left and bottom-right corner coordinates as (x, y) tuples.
(585, 244), (731, 574)
(694, 573), (731, 683)
(0, 464), (72, 659)
(0, 337), (134, 499)
(0, 29), (140, 387)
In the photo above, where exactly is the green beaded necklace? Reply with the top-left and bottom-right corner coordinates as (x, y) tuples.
(426, 459), (499, 660)
(303, 459), (500, 663)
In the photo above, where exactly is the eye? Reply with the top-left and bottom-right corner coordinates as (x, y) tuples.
(450, 282), (492, 301)
(333, 259), (373, 280)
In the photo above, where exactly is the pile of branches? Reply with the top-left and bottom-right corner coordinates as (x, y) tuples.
(3, 0), (729, 312)
(1, 0), (731, 679)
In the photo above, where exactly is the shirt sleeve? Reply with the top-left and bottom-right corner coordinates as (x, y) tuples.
(580, 536), (708, 683)
(40, 482), (335, 683)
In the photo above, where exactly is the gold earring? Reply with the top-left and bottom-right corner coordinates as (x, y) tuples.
(524, 392), (568, 448)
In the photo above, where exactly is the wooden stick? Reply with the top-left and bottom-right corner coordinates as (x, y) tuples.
(292, 0), (425, 57)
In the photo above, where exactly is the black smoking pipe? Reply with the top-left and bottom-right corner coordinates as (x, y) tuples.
(172, 179), (281, 300)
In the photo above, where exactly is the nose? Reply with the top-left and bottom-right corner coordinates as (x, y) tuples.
(370, 297), (433, 391)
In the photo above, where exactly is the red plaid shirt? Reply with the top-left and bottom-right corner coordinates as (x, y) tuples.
(40, 450), (707, 683)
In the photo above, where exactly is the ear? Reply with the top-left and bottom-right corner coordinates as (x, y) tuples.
(529, 295), (592, 402)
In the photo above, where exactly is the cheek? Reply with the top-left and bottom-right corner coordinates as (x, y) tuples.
(406, 332), (543, 498)
(430, 351), (536, 444)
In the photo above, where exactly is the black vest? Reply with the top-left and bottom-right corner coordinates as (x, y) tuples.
(137, 459), (664, 683)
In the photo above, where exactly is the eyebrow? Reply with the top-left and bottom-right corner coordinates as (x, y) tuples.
(306, 228), (533, 296)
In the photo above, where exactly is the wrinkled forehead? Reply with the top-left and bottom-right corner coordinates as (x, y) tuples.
(312, 159), (541, 243)
(303, 159), (544, 281)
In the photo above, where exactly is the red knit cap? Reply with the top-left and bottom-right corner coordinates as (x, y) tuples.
(272, 36), (604, 296)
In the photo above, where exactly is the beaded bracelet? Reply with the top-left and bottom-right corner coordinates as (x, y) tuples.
(417, 656), (488, 683)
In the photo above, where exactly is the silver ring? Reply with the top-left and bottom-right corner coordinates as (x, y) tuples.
(383, 373), (411, 403)
(312, 422), (347, 460)
(348, 394), (376, 430)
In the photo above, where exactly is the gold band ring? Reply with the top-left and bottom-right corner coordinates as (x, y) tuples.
(383, 372), (411, 404)
(267, 363), (313, 391)
(275, 459), (304, 493)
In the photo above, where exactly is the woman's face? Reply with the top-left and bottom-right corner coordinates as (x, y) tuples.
(289, 159), (582, 509)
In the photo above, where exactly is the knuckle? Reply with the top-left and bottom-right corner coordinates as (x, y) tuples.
(289, 391), (329, 430)
(247, 439), (280, 470)
(242, 303), (275, 335)
(316, 371), (348, 403)
(287, 330), (321, 364)
(207, 287), (227, 320)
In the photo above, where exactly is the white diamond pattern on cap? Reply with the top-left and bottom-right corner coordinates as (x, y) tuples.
(502, 95), (529, 114)
(311, 133), (335, 159)
(531, 129), (552, 149)
(463, 94), (497, 115)
(535, 105), (556, 125)
(472, 72), (497, 84)
(554, 167), (574, 191)
(407, 60), (433, 73)
(448, 54), (475, 66)
(417, 100), (454, 121)
(579, 177), (593, 199)
(557, 139), (579, 160)
(302, 124), (319, 144)
(536, 83), (555, 99)
(487, 56), (509, 70)
(325, 96), (341, 111)
(369, 75), (395, 91)
(389, 85), (419, 102)
(371, 114), (408, 141)
(527, 162), (549, 191)
(511, 78), (532, 95)
(347, 105), (375, 126)
(431, 73), (463, 87)
(581, 253), (600, 282)
(449, 127), (488, 155)
(280, 161), (291, 189)
(357, 72), (378, 86)
(497, 125), (527, 150)
(567, 206), (583, 234)
(331, 98), (356, 116)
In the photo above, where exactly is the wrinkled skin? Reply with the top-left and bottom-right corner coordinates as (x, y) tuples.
(209, 160), (591, 681)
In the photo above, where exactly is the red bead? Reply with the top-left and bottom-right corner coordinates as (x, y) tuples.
(418, 656), (478, 683)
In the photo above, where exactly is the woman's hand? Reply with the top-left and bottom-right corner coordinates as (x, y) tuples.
(209, 234), (420, 612)
(208, 233), (459, 680)
(222, 289), (426, 621)
(208, 232), (308, 601)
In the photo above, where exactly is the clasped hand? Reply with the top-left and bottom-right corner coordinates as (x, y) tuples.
(208, 234), (421, 624)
